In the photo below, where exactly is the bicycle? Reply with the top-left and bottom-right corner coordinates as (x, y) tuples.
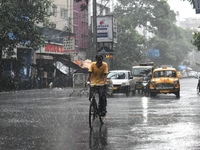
(197, 77), (200, 94)
(69, 87), (89, 97)
(88, 84), (106, 130)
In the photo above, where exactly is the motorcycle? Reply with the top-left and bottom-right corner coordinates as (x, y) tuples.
(142, 79), (150, 95)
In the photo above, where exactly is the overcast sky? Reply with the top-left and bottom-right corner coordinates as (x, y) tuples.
(168, 0), (200, 21)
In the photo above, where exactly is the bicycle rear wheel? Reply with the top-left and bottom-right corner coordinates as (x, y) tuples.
(89, 101), (97, 130)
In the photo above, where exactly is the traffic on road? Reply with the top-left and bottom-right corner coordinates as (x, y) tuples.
(0, 78), (200, 150)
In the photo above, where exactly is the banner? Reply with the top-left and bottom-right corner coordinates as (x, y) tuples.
(92, 15), (117, 43)
(63, 36), (75, 54)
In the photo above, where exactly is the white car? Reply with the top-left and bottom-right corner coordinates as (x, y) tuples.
(195, 72), (200, 79)
(107, 70), (136, 96)
(188, 71), (197, 78)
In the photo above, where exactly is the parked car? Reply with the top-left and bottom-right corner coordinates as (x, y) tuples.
(188, 71), (197, 78)
(182, 71), (188, 78)
(107, 70), (136, 96)
(149, 67), (180, 98)
(195, 72), (200, 79)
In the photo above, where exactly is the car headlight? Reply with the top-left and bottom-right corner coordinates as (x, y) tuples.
(174, 80), (179, 84)
(150, 81), (155, 85)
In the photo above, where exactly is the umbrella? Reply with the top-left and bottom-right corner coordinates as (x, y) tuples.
(185, 67), (192, 71)
(178, 65), (187, 71)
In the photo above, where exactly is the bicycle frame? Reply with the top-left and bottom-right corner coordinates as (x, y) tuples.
(197, 79), (200, 94)
(89, 84), (106, 130)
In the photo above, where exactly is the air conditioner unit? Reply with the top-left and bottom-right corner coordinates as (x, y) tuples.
(63, 26), (70, 32)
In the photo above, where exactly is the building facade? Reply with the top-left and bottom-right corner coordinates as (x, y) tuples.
(73, 0), (89, 60)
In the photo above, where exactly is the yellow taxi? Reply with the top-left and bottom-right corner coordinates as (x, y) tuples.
(149, 67), (180, 98)
(177, 71), (182, 79)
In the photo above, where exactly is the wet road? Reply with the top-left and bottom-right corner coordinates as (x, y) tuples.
(0, 78), (200, 150)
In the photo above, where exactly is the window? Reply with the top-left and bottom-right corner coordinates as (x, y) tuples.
(61, 8), (68, 19)
(64, 9), (68, 19)
(60, 8), (64, 19)
(107, 72), (127, 79)
(53, 5), (57, 17)
(47, 6), (51, 15)
(132, 68), (149, 76)
(73, 12), (79, 25)
(154, 70), (176, 78)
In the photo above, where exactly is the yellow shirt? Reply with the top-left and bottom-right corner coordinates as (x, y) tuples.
(89, 62), (108, 85)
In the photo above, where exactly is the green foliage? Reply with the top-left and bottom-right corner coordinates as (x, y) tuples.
(113, 27), (145, 70)
(11, 57), (24, 72)
(112, 0), (195, 69)
(182, 0), (195, 7)
(148, 22), (195, 67)
(74, 0), (88, 11)
(0, 0), (53, 58)
(183, 0), (200, 52)
(192, 31), (200, 51)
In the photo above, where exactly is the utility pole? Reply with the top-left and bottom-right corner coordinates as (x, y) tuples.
(93, 0), (97, 58)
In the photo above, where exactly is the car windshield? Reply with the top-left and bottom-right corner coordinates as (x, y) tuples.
(153, 70), (176, 78)
(132, 68), (150, 77)
(107, 72), (127, 79)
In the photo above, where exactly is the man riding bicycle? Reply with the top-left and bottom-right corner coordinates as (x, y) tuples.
(85, 55), (108, 116)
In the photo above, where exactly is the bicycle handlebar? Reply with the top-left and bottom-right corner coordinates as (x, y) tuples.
(85, 82), (106, 87)
(90, 84), (104, 86)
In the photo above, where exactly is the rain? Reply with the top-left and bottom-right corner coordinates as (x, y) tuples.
(1, 0), (200, 150)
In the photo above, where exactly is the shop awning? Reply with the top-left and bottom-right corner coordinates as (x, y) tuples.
(36, 54), (53, 60)
(54, 61), (76, 74)
(55, 57), (88, 73)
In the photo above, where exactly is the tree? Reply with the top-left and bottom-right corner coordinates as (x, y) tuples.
(112, 0), (195, 69)
(192, 31), (200, 50)
(74, 0), (88, 10)
(146, 0), (195, 67)
(111, 0), (175, 69)
(182, 0), (200, 51)
(183, 0), (195, 6)
(0, 0), (53, 60)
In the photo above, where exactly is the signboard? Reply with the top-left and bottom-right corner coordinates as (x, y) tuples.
(35, 44), (64, 55)
(92, 15), (117, 43)
(35, 35), (75, 55)
(106, 54), (113, 58)
(45, 45), (64, 53)
(63, 36), (75, 54)
(146, 49), (160, 58)
(35, 36), (75, 55)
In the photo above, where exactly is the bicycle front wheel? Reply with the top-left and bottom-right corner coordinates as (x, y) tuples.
(89, 101), (96, 130)
(99, 96), (106, 124)
(99, 114), (106, 124)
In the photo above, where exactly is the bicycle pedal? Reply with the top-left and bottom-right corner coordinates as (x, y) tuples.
(99, 111), (106, 116)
